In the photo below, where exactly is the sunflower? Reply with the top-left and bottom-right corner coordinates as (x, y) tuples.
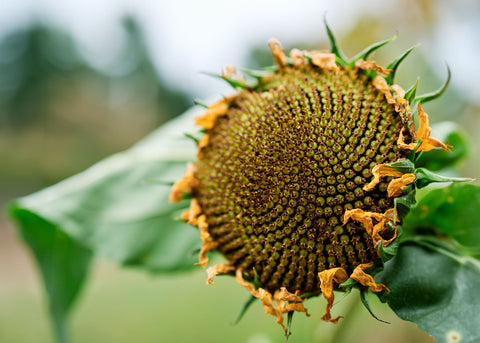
(170, 22), (451, 334)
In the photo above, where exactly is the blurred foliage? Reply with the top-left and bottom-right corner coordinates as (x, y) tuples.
(0, 17), (190, 195)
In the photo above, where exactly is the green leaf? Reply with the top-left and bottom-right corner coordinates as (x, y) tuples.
(403, 183), (480, 255)
(7, 207), (91, 343)
(7, 106), (204, 341)
(394, 186), (416, 220)
(378, 227), (401, 263)
(416, 122), (470, 171)
(389, 159), (415, 174)
(377, 242), (480, 343)
(415, 168), (473, 189)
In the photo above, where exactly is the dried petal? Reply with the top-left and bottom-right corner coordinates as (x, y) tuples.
(350, 263), (388, 293)
(387, 173), (416, 197)
(318, 268), (349, 323)
(268, 38), (287, 68)
(195, 95), (236, 130)
(355, 59), (391, 75)
(397, 127), (417, 150)
(363, 163), (404, 192)
(310, 51), (338, 70)
(373, 76), (395, 105)
(196, 239), (218, 267)
(343, 208), (382, 237)
(169, 163), (198, 202)
(222, 64), (237, 79)
(277, 287), (303, 302)
(371, 208), (398, 246)
(290, 48), (306, 67)
(416, 104), (452, 152)
(197, 133), (210, 152)
(206, 263), (235, 284)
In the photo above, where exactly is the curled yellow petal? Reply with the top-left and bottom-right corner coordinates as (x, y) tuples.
(387, 173), (416, 197)
(194, 214), (218, 267)
(275, 287), (310, 318)
(169, 163), (198, 202)
(390, 84), (405, 98)
(391, 84), (412, 121)
(345, 208), (397, 247)
(351, 263), (388, 293)
(290, 48), (306, 67)
(363, 163), (404, 192)
(373, 76), (395, 105)
(235, 268), (258, 296)
(355, 59), (391, 75)
(318, 267), (349, 323)
(343, 208), (382, 237)
(399, 103), (453, 152)
(397, 127), (417, 150)
(310, 51), (338, 70)
(206, 263), (235, 284)
(194, 95), (236, 130)
(277, 287), (303, 302)
(417, 104), (452, 151)
(221, 64), (236, 79)
(197, 133), (210, 152)
(371, 208), (398, 246)
(196, 239), (218, 268)
(235, 270), (309, 333)
(268, 38), (287, 68)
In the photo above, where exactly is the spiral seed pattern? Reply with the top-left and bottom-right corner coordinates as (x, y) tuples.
(195, 65), (407, 294)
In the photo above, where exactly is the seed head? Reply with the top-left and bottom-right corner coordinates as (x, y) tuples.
(170, 27), (451, 332)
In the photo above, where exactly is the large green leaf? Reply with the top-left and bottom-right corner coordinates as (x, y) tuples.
(8, 208), (91, 343)
(7, 105), (203, 341)
(377, 242), (480, 343)
(403, 183), (480, 255)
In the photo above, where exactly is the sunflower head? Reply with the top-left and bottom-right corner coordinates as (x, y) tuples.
(170, 22), (451, 333)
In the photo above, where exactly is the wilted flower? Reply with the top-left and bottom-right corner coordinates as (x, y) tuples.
(170, 22), (451, 334)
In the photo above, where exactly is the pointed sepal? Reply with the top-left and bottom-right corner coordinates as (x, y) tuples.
(351, 35), (397, 65)
(285, 311), (294, 342)
(193, 99), (209, 108)
(232, 294), (257, 325)
(415, 64), (451, 104)
(405, 78), (420, 103)
(201, 71), (252, 90)
(324, 17), (348, 66)
(360, 288), (390, 323)
(385, 44), (418, 85)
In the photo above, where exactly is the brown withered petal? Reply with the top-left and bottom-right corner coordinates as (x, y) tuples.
(350, 262), (389, 293)
(194, 95), (236, 130)
(318, 268), (349, 323)
(387, 173), (416, 197)
(310, 51), (338, 70)
(268, 38), (287, 68)
(363, 163), (404, 192)
(355, 59), (391, 75)
(206, 263), (235, 284)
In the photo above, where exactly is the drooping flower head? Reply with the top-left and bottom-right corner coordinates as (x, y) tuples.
(170, 22), (451, 333)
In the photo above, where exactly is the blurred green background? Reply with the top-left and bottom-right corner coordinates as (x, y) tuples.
(1, 0), (478, 342)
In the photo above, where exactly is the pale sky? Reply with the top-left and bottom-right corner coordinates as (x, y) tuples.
(0, 0), (479, 102)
